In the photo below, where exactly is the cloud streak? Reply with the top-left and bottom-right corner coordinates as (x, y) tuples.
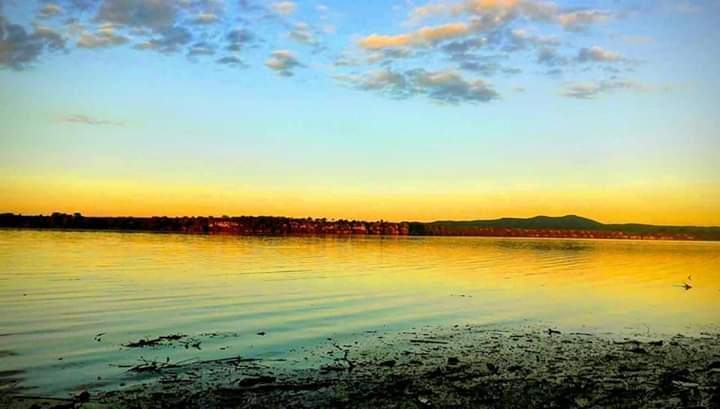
(191, 12), (219, 25)
(39, 3), (62, 19)
(577, 46), (623, 63)
(133, 26), (192, 53)
(96, 0), (177, 30)
(560, 79), (649, 99)
(358, 22), (472, 49)
(266, 49), (301, 76)
(59, 114), (125, 126)
(336, 68), (499, 104)
(289, 22), (316, 45)
(271, 1), (296, 16)
(77, 25), (129, 48)
(408, 0), (617, 32)
(0, 16), (66, 70)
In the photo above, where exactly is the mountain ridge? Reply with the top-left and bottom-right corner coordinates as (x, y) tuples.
(428, 215), (604, 230)
(427, 214), (720, 229)
(417, 214), (720, 240)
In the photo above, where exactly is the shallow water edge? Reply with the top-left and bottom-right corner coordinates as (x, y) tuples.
(3, 323), (719, 409)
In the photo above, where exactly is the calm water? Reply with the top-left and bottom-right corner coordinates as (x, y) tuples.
(1, 229), (719, 396)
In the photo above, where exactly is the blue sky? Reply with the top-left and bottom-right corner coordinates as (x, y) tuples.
(1, 0), (719, 224)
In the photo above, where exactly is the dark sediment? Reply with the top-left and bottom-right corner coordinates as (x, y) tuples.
(3, 325), (720, 408)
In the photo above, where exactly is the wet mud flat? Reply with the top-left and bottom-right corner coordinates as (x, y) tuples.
(4, 325), (720, 409)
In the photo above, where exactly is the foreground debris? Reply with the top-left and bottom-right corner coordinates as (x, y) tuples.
(3, 326), (720, 408)
(123, 334), (186, 348)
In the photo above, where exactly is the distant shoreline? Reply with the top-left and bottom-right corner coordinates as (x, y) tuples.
(2, 213), (719, 241)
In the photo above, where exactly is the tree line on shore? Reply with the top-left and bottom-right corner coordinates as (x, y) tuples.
(0, 213), (409, 235)
(1, 213), (718, 241)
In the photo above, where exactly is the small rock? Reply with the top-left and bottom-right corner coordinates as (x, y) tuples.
(574, 397), (589, 408)
(75, 390), (90, 402)
(707, 361), (720, 370)
(379, 359), (396, 367)
(238, 376), (276, 387)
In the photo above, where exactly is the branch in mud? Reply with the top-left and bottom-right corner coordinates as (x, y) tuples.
(331, 342), (356, 372)
(123, 334), (187, 348)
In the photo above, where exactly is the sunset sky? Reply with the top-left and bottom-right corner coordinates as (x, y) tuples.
(1, 0), (719, 225)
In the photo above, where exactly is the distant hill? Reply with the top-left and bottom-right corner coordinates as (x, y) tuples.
(428, 215), (604, 230)
(411, 215), (720, 241)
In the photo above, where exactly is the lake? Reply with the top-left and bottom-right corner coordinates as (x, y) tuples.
(1, 229), (718, 396)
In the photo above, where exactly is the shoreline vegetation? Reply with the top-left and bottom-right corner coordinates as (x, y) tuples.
(2, 324), (719, 408)
(1, 213), (719, 241)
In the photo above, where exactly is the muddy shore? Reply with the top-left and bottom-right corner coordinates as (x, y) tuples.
(3, 325), (720, 409)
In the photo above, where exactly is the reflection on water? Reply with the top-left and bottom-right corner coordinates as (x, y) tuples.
(0, 230), (719, 396)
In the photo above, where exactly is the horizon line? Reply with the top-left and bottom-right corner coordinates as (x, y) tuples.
(3, 212), (719, 229)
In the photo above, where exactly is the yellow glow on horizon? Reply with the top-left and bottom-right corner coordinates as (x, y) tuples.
(2, 175), (719, 226)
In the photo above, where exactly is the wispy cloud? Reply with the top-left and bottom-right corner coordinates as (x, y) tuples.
(335, 68), (410, 98)
(266, 49), (301, 76)
(358, 22), (471, 49)
(39, 3), (62, 19)
(0, 17), (66, 70)
(77, 25), (129, 49)
(225, 28), (255, 51)
(133, 26), (192, 54)
(96, 0), (177, 31)
(187, 41), (215, 58)
(407, 0), (617, 32)
(271, 1), (296, 16)
(59, 114), (125, 126)
(536, 47), (568, 67)
(560, 79), (651, 99)
(576, 46), (623, 63)
(216, 55), (246, 68)
(289, 22), (316, 45)
(409, 0), (558, 24)
(335, 68), (499, 104)
(413, 69), (499, 103)
(555, 10), (615, 32)
(190, 12), (220, 25)
(504, 29), (559, 51)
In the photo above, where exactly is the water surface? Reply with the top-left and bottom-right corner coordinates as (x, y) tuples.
(1, 230), (718, 395)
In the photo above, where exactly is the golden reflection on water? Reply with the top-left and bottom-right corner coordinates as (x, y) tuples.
(0, 230), (719, 394)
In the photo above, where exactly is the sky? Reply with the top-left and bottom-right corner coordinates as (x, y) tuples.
(0, 0), (719, 225)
